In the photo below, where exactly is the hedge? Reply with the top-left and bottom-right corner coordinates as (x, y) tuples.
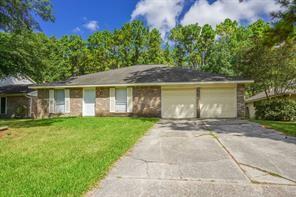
(255, 98), (296, 121)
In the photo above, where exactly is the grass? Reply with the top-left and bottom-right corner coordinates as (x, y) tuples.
(253, 120), (296, 137)
(0, 117), (158, 196)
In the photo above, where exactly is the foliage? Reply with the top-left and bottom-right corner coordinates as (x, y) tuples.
(0, 0), (54, 32)
(255, 98), (296, 121)
(268, 0), (296, 44)
(169, 23), (215, 69)
(236, 38), (296, 96)
(0, 117), (158, 196)
(0, 20), (167, 82)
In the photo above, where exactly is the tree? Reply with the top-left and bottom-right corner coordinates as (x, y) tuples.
(199, 24), (215, 66)
(145, 28), (165, 64)
(59, 35), (89, 77)
(268, 0), (296, 44)
(169, 24), (202, 68)
(202, 19), (270, 76)
(88, 31), (115, 71)
(112, 20), (149, 68)
(236, 39), (296, 97)
(0, 0), (54, 32)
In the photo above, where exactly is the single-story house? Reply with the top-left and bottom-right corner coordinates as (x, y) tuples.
(246, 89), (296, 119)
(0, 76), (37, 118)
(31, 65), (253, 119)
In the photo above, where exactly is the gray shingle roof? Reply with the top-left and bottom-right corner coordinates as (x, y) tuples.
(246, 89), (296, 103)
(0, 84), (35, 94)
(34, 65), (250, 87)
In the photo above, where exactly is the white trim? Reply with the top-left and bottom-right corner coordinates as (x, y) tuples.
(30, 80), (254, 89)
(49, 89), (55, 113)
(127, 87), (133, 113)
(109, 88), (115, 112)
(64, 89), (70, 113)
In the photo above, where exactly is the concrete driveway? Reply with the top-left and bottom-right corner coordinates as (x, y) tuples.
(88, 119), (296, 197)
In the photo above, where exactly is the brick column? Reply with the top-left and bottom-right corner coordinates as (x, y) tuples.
(70, 88), (83, 116)
(237, 84), (246, 119)
(196, 88), (200, 118)
(37, 89), (49, 118)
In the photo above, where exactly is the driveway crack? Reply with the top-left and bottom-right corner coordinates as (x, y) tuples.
(239, 163), (296, 184)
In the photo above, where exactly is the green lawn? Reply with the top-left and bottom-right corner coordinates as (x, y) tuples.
(0, 117), (158, 196)
(253, 120), (296, 137)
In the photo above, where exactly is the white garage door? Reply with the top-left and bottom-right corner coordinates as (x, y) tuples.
(200, 88), (237, 118)
(162, 88), (196, 119)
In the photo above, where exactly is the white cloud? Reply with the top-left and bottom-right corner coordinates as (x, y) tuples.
(181, 0), (281, 27)
(83, 20), (99, 31)
(131, 0), (185, 37)
(73, 27), (81, 33)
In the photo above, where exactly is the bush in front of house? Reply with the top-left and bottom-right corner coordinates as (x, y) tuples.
(255, 98), (296, 121)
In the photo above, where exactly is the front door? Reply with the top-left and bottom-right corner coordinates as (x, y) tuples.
(83, 88), (96, 116)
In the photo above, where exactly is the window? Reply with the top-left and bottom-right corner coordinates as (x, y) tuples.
(115, 88), (127, 112)
(0, 97), (6, 114)
(54, 89), (65, 113)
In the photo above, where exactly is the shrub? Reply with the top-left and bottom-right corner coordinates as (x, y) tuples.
(15, 105), (28, 117)
(255, 98), (296, 121)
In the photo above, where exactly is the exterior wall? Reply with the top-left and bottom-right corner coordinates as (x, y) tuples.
(246, 102), (256, 119)
(37, 89), (49, 118)
(70, 88), (82, 116)
(96, 87), (110, 116)
(237, 84), (246, 119)
(133, 86), (161, 117)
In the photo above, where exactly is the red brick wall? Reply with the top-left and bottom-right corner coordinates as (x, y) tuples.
(70, 88), (82, 116)
(95, 87), (110, 116)
(37, 89), (49, 118)
(133, 86), (161, 117)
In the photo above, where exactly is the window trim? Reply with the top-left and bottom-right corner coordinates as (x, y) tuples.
(0, 96), (7, 115)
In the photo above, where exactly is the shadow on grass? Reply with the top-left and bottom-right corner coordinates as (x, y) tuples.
(0, 117), (77, 129)
(0, 117), (159, 129)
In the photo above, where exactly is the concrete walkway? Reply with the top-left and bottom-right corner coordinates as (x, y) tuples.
(88, 119), (296, 197)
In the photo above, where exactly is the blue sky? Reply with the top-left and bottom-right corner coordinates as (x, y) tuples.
(38, 0), (280, 39)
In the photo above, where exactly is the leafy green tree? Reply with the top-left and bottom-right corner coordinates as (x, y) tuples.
(236, 39), (296, 97)
(199, 24), (215, 66)
(268, 0), (296, 44)
(113, 20), (150, 67)
(0, 0), (54, 32)
(58, 35), (89, 76)
(88, 31), (115, 71)
(145, 28), (165, 64)
(169, 24), (202, 68)
(202, 19), (270, 76)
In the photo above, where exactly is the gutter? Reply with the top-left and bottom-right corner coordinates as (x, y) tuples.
(30, 80), (254, 89)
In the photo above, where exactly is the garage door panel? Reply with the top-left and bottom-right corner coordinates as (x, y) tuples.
(200, 88), (236, 118)
(162, 89), (196, 119)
